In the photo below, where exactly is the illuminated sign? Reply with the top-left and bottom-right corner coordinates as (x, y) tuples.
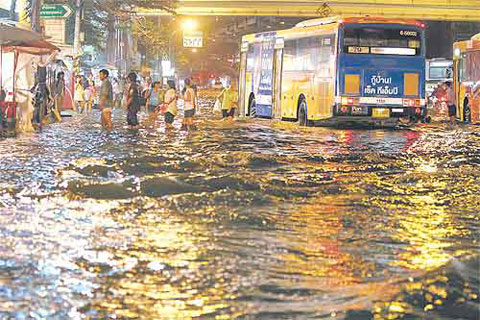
(241, 41), (249, 52)
(348, 46), (369, 54)
(274, 38), (284, 49)
(400, 30), (418, 37)
(370, 47), (416, 56)
(162, 60), (174, 77)
(183, 31), (203, 48)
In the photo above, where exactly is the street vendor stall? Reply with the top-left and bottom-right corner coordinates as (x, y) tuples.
(0, 23), (59, 134)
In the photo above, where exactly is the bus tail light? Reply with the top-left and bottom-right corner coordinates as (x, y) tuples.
(342, 97), (360, 105)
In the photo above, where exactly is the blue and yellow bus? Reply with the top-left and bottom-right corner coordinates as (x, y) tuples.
(238, 17), (427, 126)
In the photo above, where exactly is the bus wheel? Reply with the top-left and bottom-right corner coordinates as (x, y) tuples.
(298, 100), (308, 126)
(463, 99), (471, 123)
(249, 97), (257, 118)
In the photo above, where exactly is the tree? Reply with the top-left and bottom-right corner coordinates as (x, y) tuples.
(73, 0), (84, 55)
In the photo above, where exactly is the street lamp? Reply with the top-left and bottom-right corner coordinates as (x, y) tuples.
(168, 19), (198, 78)
(182, 19), (197, 31)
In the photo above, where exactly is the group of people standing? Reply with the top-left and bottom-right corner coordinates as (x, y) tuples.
(73, 69), (239, 131)
(92, 70), (200, 131)
(74, 73), (97, 114)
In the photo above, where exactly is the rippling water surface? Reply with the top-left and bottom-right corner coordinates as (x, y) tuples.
(0, 104), (479, 319)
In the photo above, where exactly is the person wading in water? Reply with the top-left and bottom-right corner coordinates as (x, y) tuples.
(125, 72), (141, 130)
(99, 69), (113, 130)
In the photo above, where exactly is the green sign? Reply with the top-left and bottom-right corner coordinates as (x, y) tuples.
(40, 4), (73, 19)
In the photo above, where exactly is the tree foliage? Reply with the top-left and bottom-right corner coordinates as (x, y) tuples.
(23, 0), (177, 51)
(133, 16), (171, 59)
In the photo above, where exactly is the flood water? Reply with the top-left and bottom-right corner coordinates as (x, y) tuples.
(0, 104), (479, 319)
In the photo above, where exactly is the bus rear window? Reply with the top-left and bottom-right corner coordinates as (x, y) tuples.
(343, 27), (422, 56)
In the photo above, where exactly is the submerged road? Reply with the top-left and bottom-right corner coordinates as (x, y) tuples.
(0, 104), (479, 319)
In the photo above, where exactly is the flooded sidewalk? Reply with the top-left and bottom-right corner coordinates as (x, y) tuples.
(0, 107), (479, 319)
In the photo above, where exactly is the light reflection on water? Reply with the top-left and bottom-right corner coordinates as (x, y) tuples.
(0, 107), (479, 319)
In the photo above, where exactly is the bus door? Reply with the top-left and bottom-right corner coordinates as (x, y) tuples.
(453, 58), (463, 119)
(238, 43), (248, 117)
(272, 43), (284, 119)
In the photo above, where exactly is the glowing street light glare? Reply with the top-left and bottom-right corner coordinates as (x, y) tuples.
(182, 19), (197, 31)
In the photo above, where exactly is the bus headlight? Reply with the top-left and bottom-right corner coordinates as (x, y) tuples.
(454, 48), (461, 58)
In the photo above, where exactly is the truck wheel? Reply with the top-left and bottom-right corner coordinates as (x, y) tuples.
(249, 97), (257, 118)
(463, 98), (471, 123)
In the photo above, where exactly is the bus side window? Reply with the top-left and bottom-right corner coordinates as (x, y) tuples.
(319, 35), (334, 63)
(284, 39), (298, 71)
(299, 37), (321, 71)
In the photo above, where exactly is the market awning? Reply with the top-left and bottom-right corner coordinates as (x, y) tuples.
(3, 40), (60, 55)
(0, 23), (59, 54)
(0, 23), (43, 46)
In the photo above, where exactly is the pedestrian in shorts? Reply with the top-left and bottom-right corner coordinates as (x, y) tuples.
(443, 81), (456, 125)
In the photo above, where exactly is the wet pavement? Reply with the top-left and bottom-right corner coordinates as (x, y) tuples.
(0, 104), (479, 319)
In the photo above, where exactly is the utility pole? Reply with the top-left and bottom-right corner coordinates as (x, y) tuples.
(73, 0), (84, 56)
(30, 0), (42, 33)
(10, 0), (17, 21)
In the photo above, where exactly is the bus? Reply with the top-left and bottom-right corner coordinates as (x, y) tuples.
(453, 33), (480, 123)
(238, 17), (427, 127)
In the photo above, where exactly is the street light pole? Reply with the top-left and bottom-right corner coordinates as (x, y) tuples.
(168, 19), (198, 79)
(168, 29), (181, 78)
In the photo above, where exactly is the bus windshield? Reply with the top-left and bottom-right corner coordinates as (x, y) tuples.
(429, 66), (452, 80)
(343, 27), (422, 56)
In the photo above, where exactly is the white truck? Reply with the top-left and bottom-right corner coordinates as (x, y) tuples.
(426, 59), (453, 120)
(426, 58), (453, 98)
